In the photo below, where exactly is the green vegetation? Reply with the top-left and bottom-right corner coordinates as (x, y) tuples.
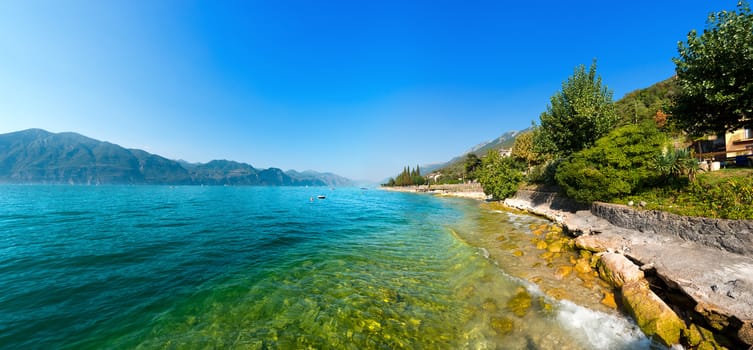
(464, 153), (482, 180)
(535, 60), (619, 157)
(672, 1), (753, 136)
(477, 150), (523, 200)
(654, 147), (700, 184)
(410, 3), (753, 220)
(614, 78), (677, 127)
(619, 169), (753, 219)
(510, 130), (541, 169)
(555, 122), (666, 202)
(426, 130), (522, 184)
(383, 166), (425, 187)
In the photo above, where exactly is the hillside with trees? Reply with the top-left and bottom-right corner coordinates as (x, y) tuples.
(464, 1), (752, 220)
(614, 77), (677, 126)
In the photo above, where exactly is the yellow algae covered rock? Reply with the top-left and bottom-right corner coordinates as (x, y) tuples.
(601, 292), (617, 309)
(579, 249), (592, 260)
(597, 252), (644, 288)
(490, 317), (514, 335)
(507, 287), (533, 317)
(513, 250), (524, 257)
(683, 323), (728, 350)
(621, 280), (685, 347)
(574, 257), (592, 274)
(545, 288), (568, 300)
(546, 240), (564, 253)
(554, 266), (573, 280)
(538, 251), (554, 262)
(535, 240), (548, 250)
(569, 255), (577, 265)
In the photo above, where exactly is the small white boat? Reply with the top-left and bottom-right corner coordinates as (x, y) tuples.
(317, 195), (326, 199)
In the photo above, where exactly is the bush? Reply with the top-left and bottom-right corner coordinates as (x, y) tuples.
(622, 170), (753, 219)
(478, 150), (524, 200)
(692, 177), (753, 219)
(555, 122), (666, 202)
(526, 159), (561, 185)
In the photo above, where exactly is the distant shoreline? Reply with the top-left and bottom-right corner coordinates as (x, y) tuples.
(380, 183), (488, 200)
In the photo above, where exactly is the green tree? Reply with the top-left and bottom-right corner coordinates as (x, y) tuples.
(477, 150), (523, 200)
(464, 153), (482, 180)
(511, 130), (541, 168)
(535, 60), (619, 157)
(672, 1), (753, 135)
(555, 121), (666, 202)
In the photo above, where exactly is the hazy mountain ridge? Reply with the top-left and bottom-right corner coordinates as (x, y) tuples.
(422, 129), (524, 174)
(0, 129), (351, 186)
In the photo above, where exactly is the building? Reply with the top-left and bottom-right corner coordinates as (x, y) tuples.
(694, 128), (753, 165)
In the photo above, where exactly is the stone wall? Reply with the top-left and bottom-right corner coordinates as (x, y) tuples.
(592, 202), (753, 257)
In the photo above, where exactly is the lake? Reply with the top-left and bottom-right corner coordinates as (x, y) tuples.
(0, 186), (654, 349)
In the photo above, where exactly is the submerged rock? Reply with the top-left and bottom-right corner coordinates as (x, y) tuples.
(621, 280), (685, 346)
(535, 240), (548, 250)
(574, 257), (592, 274)
(482, 298), (499, 313)
(554, 266), (573, 280)
(601, 292), (617, 309)
(507, 288), (533, 317)
(490, 317), (514, 335)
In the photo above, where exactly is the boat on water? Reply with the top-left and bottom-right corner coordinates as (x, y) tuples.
(317, 195), (326, 199)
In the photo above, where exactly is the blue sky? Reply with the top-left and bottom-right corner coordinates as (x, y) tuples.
(0, 1), (727, 181)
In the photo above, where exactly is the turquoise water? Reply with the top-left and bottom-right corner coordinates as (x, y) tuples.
(0, 186), (653, 349)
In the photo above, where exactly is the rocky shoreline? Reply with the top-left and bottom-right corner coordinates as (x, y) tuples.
(382, 185), (753, 348)
(505, 190), (753, 349)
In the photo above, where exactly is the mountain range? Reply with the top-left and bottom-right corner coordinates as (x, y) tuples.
(0, 129), (351, 186)
(421, 129), (525, 174)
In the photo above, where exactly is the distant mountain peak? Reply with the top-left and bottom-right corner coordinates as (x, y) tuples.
(0, 128), (351, 186)
(421, 128), (526, 174)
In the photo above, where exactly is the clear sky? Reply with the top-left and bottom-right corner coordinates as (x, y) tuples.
(0, 1), (728, 181)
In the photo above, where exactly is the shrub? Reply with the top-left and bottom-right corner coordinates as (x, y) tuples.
(478, 150), (524, 200)
(693, 177), (753, 219)
(526, 159), (561, 185)
(556, 122), (666, 202)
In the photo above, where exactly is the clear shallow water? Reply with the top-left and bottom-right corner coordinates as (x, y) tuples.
(0, 186), (653, 349)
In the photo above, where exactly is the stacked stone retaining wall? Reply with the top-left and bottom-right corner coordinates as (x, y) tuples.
(591, 202), (753, 257)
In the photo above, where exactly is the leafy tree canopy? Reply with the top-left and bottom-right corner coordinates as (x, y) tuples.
(511, 130), (541, 167)
(477, 150), (523, 200)
(535, 60), (619, 157)
(464, 153), (482, 179)
(672, 1), (753, 135)
(556, 121), (666, 203)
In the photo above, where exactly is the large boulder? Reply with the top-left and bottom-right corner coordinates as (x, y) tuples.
(621, 280), (686, 346)
(574, 234), (626, 253)
(597, 252), (644, 288)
